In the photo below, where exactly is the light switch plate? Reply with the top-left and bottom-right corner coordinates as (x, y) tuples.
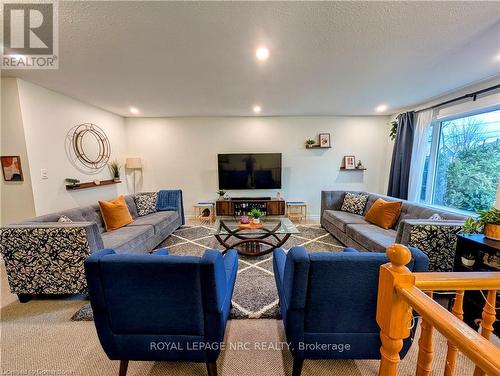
(41, 169), (48, 179)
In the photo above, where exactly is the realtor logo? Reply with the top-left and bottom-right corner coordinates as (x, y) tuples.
(2, 1), (59, 69)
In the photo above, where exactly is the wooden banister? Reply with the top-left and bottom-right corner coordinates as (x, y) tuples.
(444, 290), (464, 376)
(376, 244), (500, 376)
(473, 290), (498, 376)
(414, 272), (500, 290)
(398, 286), (500, 376)
(416, 292), (434, 376)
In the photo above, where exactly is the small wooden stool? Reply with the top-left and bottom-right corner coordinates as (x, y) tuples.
(286, 202), (307, 223)
(194, 202), (215, 224)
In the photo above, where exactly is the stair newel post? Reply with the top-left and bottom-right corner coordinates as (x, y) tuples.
(376, 244), (416, 376)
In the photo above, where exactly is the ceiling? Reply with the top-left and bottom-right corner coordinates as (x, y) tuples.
(3, 1), (500, 117)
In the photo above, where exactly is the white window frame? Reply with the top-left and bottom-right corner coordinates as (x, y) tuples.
(421, 103), (500, 212)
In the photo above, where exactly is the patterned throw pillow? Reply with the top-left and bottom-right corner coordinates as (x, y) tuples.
(340, 192), (369, 215)
(58, 215), (73, 223)
(134, 192), (158, 216)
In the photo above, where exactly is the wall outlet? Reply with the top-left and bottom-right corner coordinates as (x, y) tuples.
(41, 169), (48, 179)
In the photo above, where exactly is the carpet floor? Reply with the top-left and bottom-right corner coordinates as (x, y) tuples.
(1, 288), (477, 376)
(72, 224), (344, 321)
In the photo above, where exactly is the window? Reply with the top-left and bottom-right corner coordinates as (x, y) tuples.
(420, 109), (500, 213)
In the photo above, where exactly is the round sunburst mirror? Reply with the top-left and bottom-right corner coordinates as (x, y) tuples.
(68, 123), (111, 172)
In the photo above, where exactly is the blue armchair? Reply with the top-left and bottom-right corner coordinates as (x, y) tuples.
(273, 246), (429, 376)
(84, 247), (238, 376)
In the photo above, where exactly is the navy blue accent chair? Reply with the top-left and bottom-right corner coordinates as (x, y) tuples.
(273, 246), (429, 376)
(85, 247), (238, 376)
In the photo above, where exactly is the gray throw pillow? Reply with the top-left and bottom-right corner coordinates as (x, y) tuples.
(134, 192), (158, 216)
(340, 192), (369, 215)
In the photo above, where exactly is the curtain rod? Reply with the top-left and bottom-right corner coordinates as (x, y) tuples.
(415, 83), (500, 114)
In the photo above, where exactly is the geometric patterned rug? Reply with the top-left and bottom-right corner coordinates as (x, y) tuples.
(71, 224), (345, 321)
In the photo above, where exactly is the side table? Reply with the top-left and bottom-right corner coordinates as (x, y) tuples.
(194, 202), (215, 224)
(454, 233), (500, 335)
(286, 201), (307, 223)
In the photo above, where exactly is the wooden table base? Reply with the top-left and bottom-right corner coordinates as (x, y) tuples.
(215, 233), (291, 257)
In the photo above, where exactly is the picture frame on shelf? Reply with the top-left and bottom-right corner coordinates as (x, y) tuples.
(1, 156), (23, 181)
(344, 155), (356, 169)
(319, 133), (331, 148)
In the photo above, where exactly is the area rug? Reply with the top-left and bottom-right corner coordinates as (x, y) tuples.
(71, 224), (344, 321)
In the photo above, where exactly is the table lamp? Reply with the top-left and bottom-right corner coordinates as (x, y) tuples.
(126, 157), (142, 194)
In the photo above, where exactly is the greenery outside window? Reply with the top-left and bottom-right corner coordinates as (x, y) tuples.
(420, 108), (500, 213)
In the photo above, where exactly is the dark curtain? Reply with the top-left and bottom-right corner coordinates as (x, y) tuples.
(387, 111), (416, 199)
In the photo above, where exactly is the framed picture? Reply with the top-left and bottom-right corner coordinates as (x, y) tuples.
(344, 155), (356, 169)
(1, 156), (23, 181)
(319, 133), (331, 148)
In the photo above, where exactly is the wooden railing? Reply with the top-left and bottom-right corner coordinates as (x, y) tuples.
(376, 244), (500, 376)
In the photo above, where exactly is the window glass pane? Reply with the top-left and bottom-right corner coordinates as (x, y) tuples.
(419, 123), (434, 201)
(431, 109), (500, 212)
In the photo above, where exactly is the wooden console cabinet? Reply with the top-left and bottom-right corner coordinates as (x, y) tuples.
(216, 197), (285, 217)
(454, 234), (500, 336)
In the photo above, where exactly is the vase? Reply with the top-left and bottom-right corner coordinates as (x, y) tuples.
(113, 177), (120, 182)
(461, 257), (475, 267)
(484, 223), (500, 241)
(252, 218), (260, 224)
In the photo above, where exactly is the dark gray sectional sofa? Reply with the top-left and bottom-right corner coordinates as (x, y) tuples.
(0, 192), (184, 301)
(321, 191), (468, 272)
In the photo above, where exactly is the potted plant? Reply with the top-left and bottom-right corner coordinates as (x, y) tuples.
(462, 207), (500, 241)
(461, 252), (476, 267)
(250, 208), (262, 224)
(389, 120), (398, 141)
(108, 160), (121, 182)
(305, 139), (316, 148)
(217, 189), (226, 200)
(65, 178), (80, 187)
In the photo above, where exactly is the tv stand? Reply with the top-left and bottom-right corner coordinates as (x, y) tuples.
(231, 196), (271, 201)
(216, 197), (285, 216)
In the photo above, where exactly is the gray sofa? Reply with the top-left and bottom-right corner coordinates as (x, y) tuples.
(0, 191), (184, 301)
(321, 191), (468, 272)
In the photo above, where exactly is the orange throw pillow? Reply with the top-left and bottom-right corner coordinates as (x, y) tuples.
(98, 195), (133, 231)
(364, 198), (402, 229)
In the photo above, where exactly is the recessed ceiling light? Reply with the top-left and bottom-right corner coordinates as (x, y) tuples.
(255, 47), (270, 61)
(375, 104), (388, 113)
(253, 105), (262, 113)
(495, 53), (500, 61)
(129, 107), (139, 114)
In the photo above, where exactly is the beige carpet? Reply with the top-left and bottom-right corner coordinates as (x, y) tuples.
(1, 261), (481, 376)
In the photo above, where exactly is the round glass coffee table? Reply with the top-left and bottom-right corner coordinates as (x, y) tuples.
(212, 216), (299, 257)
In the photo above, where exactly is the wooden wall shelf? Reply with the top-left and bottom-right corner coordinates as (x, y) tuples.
(339, 167), (367, 171)
(66, 179), (121, 190)
(306, 145), (331, 149)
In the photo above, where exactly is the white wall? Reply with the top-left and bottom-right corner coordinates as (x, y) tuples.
(1, 78), (393, 221)
(15, 79), (128, 215)
(0, 78), (36, 224)
(125, 116), (391, 218)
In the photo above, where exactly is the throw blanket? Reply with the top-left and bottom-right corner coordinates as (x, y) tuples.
(156, 190), (185, 225)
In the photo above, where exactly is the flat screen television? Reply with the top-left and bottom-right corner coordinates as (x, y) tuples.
(218, 153), (282, 190)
